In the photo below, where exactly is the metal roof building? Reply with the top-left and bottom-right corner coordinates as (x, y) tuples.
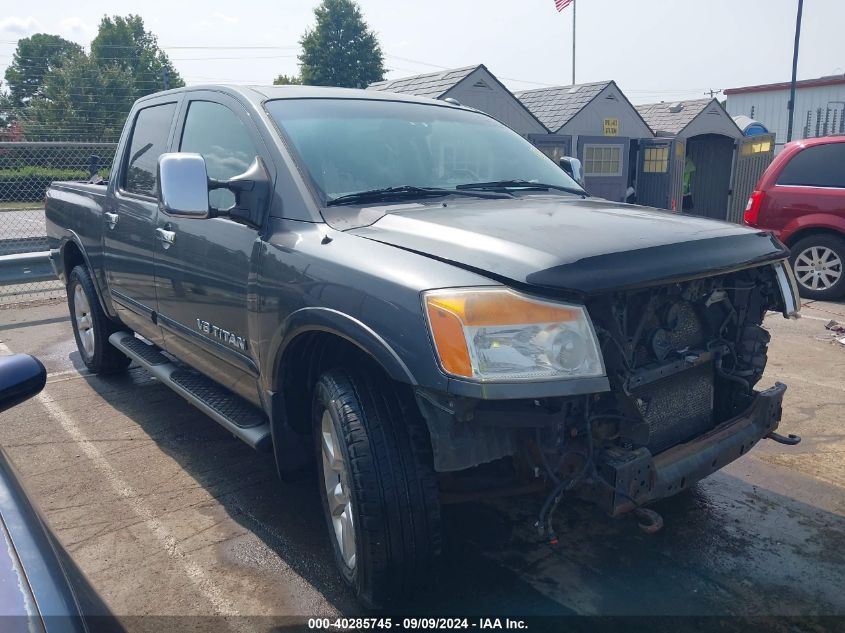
(515, 81), (653, 203)
(368, 65), (547, 137)
(725, 74), (845, 149)
(635, 98), (774, 222)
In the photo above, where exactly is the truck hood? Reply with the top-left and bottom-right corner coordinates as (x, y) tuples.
(348, 196), (789, 295)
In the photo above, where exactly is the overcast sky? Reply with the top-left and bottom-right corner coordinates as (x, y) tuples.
(1, 0), (843, 104)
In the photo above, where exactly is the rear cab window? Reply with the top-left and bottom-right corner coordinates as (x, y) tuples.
(777, 143), (845, 188)
(122, 102), (178, 197)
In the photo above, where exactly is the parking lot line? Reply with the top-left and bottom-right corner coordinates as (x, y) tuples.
(0, 340), (243, 623)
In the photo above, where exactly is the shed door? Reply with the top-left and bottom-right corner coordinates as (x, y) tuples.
(728, 134), (775, 223)
(528, 134), (572, 164)
(636, 138), (685, 210)
(577, 135), (630, 202)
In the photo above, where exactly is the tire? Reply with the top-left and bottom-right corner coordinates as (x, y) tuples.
(789, 234), (845, 300)
(312, 366), (441, 608)
(67, 266), (131, 374)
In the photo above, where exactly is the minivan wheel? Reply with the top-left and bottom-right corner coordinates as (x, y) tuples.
(312, 366), (441, 608)
(67, 266), (131, 374)
(789, 234), (845, 300)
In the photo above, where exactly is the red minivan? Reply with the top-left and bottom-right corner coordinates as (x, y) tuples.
(744, 136), (845, 300)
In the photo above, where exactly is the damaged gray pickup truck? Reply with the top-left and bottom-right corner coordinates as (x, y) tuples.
(45, 85), (802, 607)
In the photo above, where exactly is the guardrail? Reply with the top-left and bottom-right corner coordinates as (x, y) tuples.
(0, 251), (54, 287)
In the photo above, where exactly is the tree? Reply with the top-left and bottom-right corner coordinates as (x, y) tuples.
(273, 74), (302, 86)
(3, 34), (83, 107)
(90, 15), (183, 98)
(25, 53), (135, 141)
(298, 0), (385, 88)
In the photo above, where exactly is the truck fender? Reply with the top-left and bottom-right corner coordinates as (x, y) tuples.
(266, 307), (417, 390)
(57, 232), (118, 319)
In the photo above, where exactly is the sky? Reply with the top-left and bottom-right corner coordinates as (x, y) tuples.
(1, 0), (844, 105)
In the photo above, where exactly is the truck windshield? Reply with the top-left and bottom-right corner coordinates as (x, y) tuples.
(264, 98), (584, 204)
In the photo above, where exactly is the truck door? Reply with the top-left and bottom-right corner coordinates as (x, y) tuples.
(104, 99), (180, 345)
(636, 137), (686, 210)
(154, 94), (273, 403)
(728, 134), (775, 223)
(577, 135), (630, 202)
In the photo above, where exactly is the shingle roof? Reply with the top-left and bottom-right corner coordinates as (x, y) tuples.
(514, 81), (612, 131)
(367, 65), (479, 98)
(635, 98), (715, 136)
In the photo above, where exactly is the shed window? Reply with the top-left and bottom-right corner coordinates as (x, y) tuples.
(583, 144), (623, 177)
(740, 139), (773, 157)
(643, 146), (669, 173)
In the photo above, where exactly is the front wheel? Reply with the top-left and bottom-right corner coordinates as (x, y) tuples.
(789, 234), (845, 300)
(67, 266), (131, 374)
(313, 367), (441, 608)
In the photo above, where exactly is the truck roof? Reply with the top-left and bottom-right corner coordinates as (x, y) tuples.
(136, 84), (450, 108)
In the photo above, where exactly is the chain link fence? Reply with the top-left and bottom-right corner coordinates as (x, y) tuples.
(0, 142), (117, 307)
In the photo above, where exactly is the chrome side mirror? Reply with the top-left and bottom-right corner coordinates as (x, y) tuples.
(0, 354), (46, 414)
(559, 156), (584, 187)
(157, 153), (210, 218)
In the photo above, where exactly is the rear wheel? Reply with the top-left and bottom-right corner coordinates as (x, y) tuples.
(789, 234), (845, 300)
(67, 266), (131, 374)
(313, 366), (441, 608)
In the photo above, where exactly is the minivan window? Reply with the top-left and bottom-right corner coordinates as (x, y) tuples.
(180, 101), (259, 209)
(264, 98), (582, 203)
(777, 144), (845, 188)
(123, 102), (177, 197)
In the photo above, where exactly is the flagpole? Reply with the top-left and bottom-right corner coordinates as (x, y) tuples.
(571, 0), (576, 85)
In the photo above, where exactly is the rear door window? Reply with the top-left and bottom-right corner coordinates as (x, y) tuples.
(777, 144), (845, 188)
(179, 100), (258, 210)
(123, 102), (177, 197)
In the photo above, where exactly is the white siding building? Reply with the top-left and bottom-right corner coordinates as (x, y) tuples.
(725, 75), (845, 150)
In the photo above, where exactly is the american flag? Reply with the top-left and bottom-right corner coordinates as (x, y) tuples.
(555, 0), (573, 11)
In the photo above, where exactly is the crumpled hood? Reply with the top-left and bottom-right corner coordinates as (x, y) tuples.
(348, 196), (789, 295)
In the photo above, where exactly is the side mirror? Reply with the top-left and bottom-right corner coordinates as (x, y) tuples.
(157, 153), (211, 218)
(0, 354), (47, 414)
(559, 156), (584, 187)
(209, 156), (271, 228)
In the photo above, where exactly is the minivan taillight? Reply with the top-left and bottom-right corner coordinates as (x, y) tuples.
(744, 190), (765, 225)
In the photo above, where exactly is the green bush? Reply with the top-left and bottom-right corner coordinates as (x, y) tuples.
(0, 166), (110, 202)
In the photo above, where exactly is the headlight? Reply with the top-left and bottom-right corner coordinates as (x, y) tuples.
(423, 288), (605, 382)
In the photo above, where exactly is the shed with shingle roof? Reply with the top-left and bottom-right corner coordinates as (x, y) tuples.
(635, 98), (743, 139)
(633, 98), (775, 223)
(368, 65), (547, 137)
(515, 81), (654, 203)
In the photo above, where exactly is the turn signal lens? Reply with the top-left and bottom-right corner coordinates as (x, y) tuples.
(423, 288), (604, 382)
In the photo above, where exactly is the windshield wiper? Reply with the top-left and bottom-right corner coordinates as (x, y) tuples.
(326, 185), (510, 206)
(456, 179), (587, 197)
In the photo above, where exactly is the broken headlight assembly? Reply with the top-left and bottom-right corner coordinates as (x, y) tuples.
(423, 288), (605, 382)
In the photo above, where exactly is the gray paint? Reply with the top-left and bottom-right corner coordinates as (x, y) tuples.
(728, 134), (776, 223)
(577, 135), (630, 203)
(636, 137), (686, 211)
(686, 135), (735, 220)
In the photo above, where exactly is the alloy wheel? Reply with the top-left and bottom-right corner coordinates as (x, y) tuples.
(73, 284), (95, 358)
(794, 246), (842, 291)
(320, 409), (356, 569)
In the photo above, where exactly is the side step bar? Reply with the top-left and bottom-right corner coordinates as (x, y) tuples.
(108, 332), (271, 451)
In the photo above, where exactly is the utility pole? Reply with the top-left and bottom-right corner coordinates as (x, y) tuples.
(704, 89), (721, 99)
(786, 0), (804, 142)
(162, 67), (171, 91)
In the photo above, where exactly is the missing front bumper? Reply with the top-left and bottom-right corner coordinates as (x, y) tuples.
(593, 382), (787, 516)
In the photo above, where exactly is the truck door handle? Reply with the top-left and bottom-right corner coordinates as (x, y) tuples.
(105, 212), (119, 229)
(155, 227), (176, 249)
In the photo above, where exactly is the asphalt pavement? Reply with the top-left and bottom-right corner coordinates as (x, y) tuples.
(0, 298), (843, 632)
